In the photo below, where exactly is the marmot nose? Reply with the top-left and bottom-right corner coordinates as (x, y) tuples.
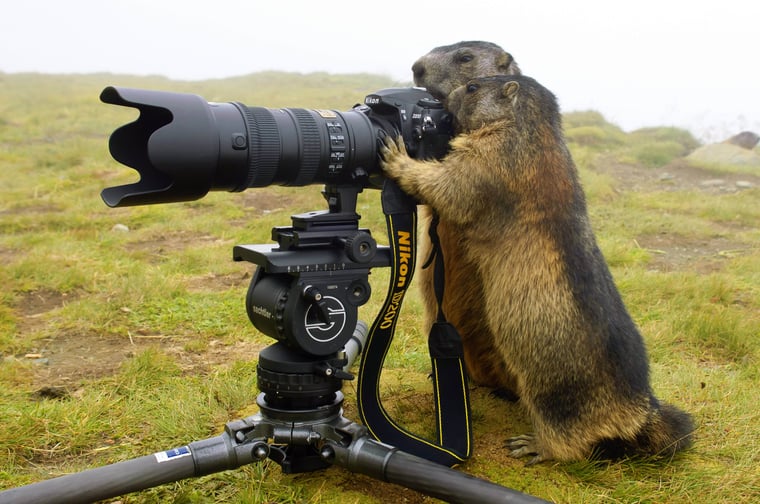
(412, 61), (425, 81)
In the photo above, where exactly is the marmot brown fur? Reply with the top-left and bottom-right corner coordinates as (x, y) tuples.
(381, 75), (694, 463)
(412, 41), (522, 394)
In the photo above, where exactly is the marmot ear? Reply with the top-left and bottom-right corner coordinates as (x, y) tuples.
(497, 52), (519, 74)
(503, 81), (520, 103)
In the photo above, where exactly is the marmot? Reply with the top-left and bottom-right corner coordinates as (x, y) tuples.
(380, 75), (694, 463)
(412, 41), (523, 393)
(412, 41), (521, 102)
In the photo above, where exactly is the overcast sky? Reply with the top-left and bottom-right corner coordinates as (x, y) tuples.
(2, 0), (757, 141)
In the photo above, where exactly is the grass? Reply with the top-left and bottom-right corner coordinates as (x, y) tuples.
(1, 72), (759, 503)
(564, 110), (701, 168)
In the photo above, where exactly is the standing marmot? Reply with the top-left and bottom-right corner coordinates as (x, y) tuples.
(380, 75), (694, 463)
(412, 41), (523, 394)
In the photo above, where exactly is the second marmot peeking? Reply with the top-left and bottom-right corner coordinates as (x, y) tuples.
(380, 75), (694, 463)
(412, 40), (521, 102)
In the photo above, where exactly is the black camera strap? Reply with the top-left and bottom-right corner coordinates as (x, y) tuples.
(357, 180), (472, 467)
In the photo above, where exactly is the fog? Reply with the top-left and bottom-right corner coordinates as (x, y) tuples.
(2, 0), (758, 141)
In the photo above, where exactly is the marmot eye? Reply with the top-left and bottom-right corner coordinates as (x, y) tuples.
(457, 53), (474, 63)
(466, 83), (480, 93)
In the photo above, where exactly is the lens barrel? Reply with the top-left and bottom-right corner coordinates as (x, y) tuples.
(100, 87), (378, 207)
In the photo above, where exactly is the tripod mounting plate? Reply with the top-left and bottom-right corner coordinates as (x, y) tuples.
(233, 243), (391, 273)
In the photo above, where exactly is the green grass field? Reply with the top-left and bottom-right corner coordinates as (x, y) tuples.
(1, 72), (758, 503)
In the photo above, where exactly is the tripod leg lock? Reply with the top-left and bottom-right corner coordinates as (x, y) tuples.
(323, 425), (397, 482)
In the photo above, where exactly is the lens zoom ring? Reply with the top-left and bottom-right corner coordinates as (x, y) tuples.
(239, 106), (280, 188)
(290, 109), (321, 186)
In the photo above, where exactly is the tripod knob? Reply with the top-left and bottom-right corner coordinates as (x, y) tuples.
(344, 231), (377, 263)
(302, 286), (331, 324)
(252, 442), (270, 461)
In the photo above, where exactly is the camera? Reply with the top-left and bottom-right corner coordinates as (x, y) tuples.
(100, 86), (453, 207)
(100, 84), (453, 366)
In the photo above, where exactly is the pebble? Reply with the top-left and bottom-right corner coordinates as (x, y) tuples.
(112, 223), (130, 232)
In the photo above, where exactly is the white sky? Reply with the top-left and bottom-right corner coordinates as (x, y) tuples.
(2, 0), (758, 141)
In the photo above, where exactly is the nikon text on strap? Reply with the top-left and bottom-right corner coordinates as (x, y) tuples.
(357, 180), (472, 466)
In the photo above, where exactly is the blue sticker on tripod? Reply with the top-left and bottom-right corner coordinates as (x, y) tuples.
(154, 446), (191, 463)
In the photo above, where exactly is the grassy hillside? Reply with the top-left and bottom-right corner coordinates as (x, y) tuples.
(1, 72), (758, 503)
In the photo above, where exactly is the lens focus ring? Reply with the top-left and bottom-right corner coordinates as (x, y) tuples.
(237, 105), (280, 188)
(290, 109), (321, 186)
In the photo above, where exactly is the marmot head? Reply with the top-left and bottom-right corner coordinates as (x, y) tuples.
(412, 41), (520, 101)
(447, 75), (560, 134)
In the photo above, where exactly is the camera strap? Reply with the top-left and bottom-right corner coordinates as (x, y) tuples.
(357, 180), (472, 467)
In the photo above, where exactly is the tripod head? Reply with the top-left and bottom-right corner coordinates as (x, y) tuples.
(231, 184), (389, 473)
(234, 185), (388, 358)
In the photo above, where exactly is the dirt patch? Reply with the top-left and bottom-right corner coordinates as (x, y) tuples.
(335, 472), (435, 503)
(185, 271), (251, 292)
(24, 330), (265, 392)
(10, 289), (144, 389)
(238, 191), (297, 214)
(594, 156), (760, 194)
(0, 203), (65, 216)
(659, 159), (760, 193)
(17, 289), (75, 318)
(11, 286), (263, 393)
(635, 234), (746, 273)
(14, 289), (81, 335)
(588, 156), (757, 274)
(28, 331), (146, 385)
(25, 329), (263, 386)
(124, 230), (226, 261)
(163, 337), (265, 374)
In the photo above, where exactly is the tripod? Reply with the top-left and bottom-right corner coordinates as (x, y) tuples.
(0, 186), (548, 504)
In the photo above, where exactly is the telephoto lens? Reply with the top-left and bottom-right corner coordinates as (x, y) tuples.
(100, 86), (453, 207)
(100, 87), (379, 207)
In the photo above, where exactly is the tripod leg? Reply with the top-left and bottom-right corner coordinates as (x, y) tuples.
(0, 426), (265, 504)
(323, 434), (550, 504)
(0, 449), (197, 504)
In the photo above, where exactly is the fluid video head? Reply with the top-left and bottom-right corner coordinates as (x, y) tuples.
(99, 86), (453, 207)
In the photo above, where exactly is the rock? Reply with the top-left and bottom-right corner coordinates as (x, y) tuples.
(736, 181), (755, 189)
(723, 131), (760, 150)
(686, 143), (760, 167)
(112, 223), (130, 232)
